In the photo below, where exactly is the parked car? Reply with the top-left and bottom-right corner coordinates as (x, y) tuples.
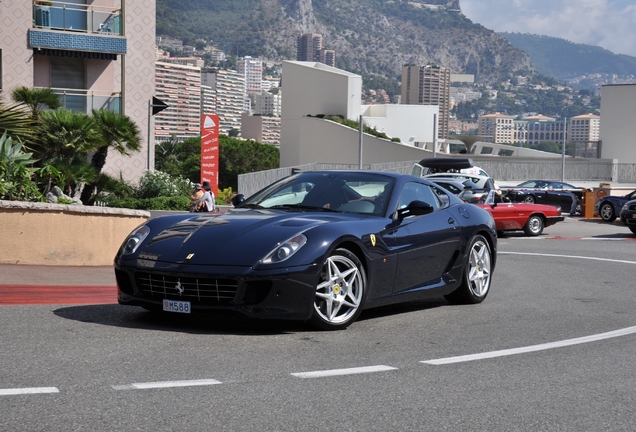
(412, 157), (491, 178)
(115, 170), (497, 330)
(425, 172), (497, 203)
(474, 190), (565, 236)
(428, 177), (490, 203)
(502, 180), (583, 213)
(619, 199), (636, 235)
(594, 189), (636, 222)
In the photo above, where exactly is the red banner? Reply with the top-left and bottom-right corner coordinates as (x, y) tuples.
(200, 114), (220, 195)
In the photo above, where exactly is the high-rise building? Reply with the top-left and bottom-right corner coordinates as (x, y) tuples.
(154, 61), (202, 142)
(202, 69), (248, 135)
(296, 33), (323, 62)
(318, 49), (336, 68)
(1, 0), (155, 181)
(296, 33), (335, 67)
(401, 64), (452, 139)
(237, 56), (264, 95)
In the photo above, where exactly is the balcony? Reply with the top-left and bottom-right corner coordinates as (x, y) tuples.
(30, 1), (126, 56)
(50, 88), (122, 114)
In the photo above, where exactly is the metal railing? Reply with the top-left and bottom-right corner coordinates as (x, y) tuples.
(33, 1), (122, 36)
(50, 88), (121, 114)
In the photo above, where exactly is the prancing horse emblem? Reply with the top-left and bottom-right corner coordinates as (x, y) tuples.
(175, 279), (184, 295)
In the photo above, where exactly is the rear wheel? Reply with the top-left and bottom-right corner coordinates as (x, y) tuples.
(523, 195), (536, 204)
(310, 248), (366, 330)
(445, 235), (492, 304)
(523, 214), (544, 236)
(599, 202), (616, 222)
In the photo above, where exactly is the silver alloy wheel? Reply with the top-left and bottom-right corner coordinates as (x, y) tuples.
(467, 238), (492, 297)
(523, 195), (535, 204)
(526, 215), (543, 235)
(314, 253), (364, 325)
(600, 202), (615, 221)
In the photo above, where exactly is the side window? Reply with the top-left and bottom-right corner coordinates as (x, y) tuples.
(398, 182), (441, 210)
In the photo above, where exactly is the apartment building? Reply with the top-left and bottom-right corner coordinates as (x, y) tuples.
(478, 113), (521, 144)
(1, 0), (155, 181)
(569, 113), (600, 143)
(201, 69), (248, 135)
(252, 92), (281, 117)
(241, 113), (281, 146)
(237, 56), (263, 95)
(401, 64), (451, 139)
(154, 61), (202, 142)
(525, 115), (566, 146)
(296, 33), (335, 67)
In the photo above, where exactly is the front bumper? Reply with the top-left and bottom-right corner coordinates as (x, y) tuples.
(114, 260), (320, 321)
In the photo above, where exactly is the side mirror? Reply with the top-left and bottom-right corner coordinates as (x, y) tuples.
(396, 200), (434, 219)
(231, 194), (245, 207)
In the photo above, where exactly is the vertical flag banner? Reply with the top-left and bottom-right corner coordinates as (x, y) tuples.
(200, 114), (220, 195)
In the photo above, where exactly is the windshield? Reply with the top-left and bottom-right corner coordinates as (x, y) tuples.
(241, 172), (395, 215)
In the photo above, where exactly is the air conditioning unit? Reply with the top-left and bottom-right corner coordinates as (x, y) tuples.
(35, 6), (51, 28)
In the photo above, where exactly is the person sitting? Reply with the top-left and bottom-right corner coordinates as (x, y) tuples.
(189, 183), (204, 212)
(192, 181), (215, 212)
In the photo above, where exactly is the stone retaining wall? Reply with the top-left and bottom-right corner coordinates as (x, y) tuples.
(0, 201), (149, 266)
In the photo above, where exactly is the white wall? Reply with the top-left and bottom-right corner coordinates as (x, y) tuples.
(362, 104), (438, 145)
(600, 84), (636, 163)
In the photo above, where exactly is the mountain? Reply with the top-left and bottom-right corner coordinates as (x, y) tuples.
(500, 32), (636, 88)
(156, 0), (534, 84)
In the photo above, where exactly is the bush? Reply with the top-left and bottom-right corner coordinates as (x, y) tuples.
(103, 195), (191, 211)
(136, 170), (193, 199)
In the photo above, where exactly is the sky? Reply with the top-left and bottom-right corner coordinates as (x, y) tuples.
(461, 0), (636, 57)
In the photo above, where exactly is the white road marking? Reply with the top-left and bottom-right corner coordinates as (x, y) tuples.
(0, 387), (59, 396)
(112, 378), (222, 390)
(291, 365), (398, 379)
(500, 251), (636, 265)
(422, 326), (636, 365)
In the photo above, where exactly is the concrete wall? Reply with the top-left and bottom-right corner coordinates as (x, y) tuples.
(0, 201), (149, 266)
(362, 104), (438, 145)
(600, 84), (636, 163)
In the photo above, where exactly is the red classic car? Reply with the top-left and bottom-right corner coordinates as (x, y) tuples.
(474, 191), (565, 236)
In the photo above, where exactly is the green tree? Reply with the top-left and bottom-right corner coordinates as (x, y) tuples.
(80, 109), (142, 204)
(218, 136), (279, 191)
(11, 86), (61, 119)
(0, 103), (36, 144)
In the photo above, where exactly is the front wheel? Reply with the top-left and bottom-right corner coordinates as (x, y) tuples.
(445, 235), (492, 304)
(523, 214), (544, 236)
(310, 248), (366, 330)
(599, 202), (616, 222)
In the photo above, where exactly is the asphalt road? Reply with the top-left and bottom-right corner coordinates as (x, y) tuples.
(1, 216), (635, 431)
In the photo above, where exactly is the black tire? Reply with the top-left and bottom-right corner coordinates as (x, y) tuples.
(523, 214), (544, 236)
(599, 202), (616, 222)
(309, 248), (367, 330)
(522, 195), (536, 204)
(445, 235), (492, 304)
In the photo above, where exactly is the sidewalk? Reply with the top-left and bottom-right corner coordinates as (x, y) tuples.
(0, 263), (115, 286)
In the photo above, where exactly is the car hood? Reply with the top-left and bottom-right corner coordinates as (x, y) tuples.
(135, 209), (348, 266)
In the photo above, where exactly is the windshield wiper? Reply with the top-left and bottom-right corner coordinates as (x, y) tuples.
(239, 203), (264, 209)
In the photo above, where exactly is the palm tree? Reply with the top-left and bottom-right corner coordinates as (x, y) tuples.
(79, 109), (142, 204)
(37, 109), (103, 161)
(11, 86), (62, 119)
(0, 102), (36, 144)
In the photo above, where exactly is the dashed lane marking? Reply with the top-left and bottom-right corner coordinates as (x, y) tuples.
(0, 387), (59, 396)
(112, 379), (222, 390)
(291, 365), (398, 379)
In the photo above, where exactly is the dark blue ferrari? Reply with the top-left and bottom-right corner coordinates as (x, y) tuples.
(115, 171), (497, 330)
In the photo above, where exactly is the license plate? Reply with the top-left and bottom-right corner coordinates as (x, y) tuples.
(163, 299), (191, 314)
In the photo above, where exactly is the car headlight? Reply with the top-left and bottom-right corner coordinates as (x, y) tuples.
(621, 203), (629, 212)
(260, 234), (307, 265)
(120, 225), (151, 256)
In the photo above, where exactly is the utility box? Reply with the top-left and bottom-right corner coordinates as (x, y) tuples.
(582, 189), (596, 218)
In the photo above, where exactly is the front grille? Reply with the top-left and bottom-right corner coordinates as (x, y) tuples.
(629, 203), (636, 211)
(135, 272), (238, 304)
